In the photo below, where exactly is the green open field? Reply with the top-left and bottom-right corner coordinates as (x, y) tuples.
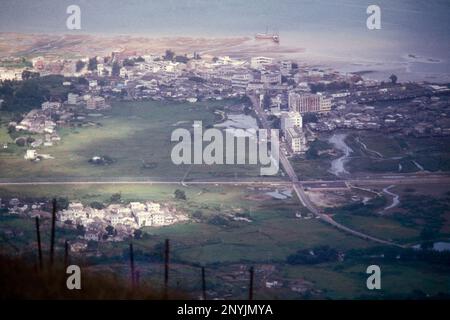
(333, 214), (421, 244)
(1, 183), (450, 299)
(346, 132), (450, 174)
(1, 101), (450, 298)
(290, 130), (450, 178)
(328, 182), (450, 246)
(0, 99), (267, 180)
(0, 183), (372, 259)
(278, 261), (450, 299)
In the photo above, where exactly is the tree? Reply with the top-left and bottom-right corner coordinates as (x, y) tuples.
(57, 197), (69, 210)
(87, 240), (98, 250)
(306, 145), (319, 160)
(271, 117), (280, 129)
(88, 57), (98, 71)
(75, 60), (85, 72)
(175, 55), (189, 63)
(110, 193), (121, 203)
(164, 49), (175, 61)
(11, 79), (49, 112)
(208, 215), (229, 226)
(105, 225), (115, 236)
(389, 74), (398, 85)
(192, 210), (203, 220)
(15, 137), (26, 146)
(111, 62), (120, 77)
(78, 77), (89, 85)
(76, 224), (85, 236)
(302, 113), (318, 123)
(262, 94), (271, 110)
(134, 229), (143, 239)
(122, 58), (135, 67)
(21, 57), (32, 68)
(21, 70), (39, 81)
(174, 189), (187, 200)
(90, 201), (105, 209)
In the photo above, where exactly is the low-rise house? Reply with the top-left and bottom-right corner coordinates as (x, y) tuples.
(41, 102), (61, 111)
(84, 231), (100, 241)
(130, 202), (146, 212)
(135, 211), (153, 227)
(152, 213), (167, 226)
(70, 242), (88, 252)
(146, 201), (161, 212)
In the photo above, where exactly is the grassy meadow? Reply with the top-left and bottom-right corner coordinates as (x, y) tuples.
(1, 183), (450, 299)
(0, 99), (265, 180)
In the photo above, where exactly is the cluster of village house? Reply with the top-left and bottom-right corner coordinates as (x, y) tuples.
(0, 197), (188, 243)
(58, 201), (188, 242)
(2, 52), (335, 155)
(215, 264), (320, 299)
(2, 50), (449, 157)
(7, 92), (110, 160)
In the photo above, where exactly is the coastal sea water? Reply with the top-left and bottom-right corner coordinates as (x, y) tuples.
(1, 0), (449, 82)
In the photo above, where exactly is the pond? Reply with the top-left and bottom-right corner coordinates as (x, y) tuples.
(413, 241), (450, 252)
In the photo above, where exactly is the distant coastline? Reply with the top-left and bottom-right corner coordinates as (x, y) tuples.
(1, 32), (449, 84)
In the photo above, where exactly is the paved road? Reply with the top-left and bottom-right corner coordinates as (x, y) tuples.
(0, 173), (448, 186)
(0, 173), (447, 186)
(1, 94), (447, 246)
(0, 180), (287, 186)
(250, 94), (405, 247)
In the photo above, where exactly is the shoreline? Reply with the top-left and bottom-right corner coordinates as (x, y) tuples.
(1, 32), (449, 83)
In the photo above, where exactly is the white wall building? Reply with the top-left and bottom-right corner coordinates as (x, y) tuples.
(67, 93), (79, 105)
(281, 111), (303, 133)
(286, 127), (307, 154)
(231, 72), (253, 88)
(250, 56), (273, 69)
(289, 92), (332, 114)
(41, 102), (61, 111)
(86, 96), (106, 110)
(261, 71), (282, 85)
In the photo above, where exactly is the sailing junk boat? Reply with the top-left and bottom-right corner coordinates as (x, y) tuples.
(255, 27), (279, 43)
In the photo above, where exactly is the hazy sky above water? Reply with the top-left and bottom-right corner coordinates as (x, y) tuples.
(0, 0), (448, 38)
(0, 0), (449, 81)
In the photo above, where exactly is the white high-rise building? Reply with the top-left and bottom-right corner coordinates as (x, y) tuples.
(286, 128), (307, 154)
(289, 92), (332, 114)
(231, 72), (253, 88)
(281, 111), (303, 133)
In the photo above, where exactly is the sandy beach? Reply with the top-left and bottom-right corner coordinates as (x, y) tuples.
(0, 32), (304, 60)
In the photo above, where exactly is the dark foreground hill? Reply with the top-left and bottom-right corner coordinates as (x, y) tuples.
(0, 254), (188, 300)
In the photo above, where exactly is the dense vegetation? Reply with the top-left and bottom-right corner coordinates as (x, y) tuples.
(394, 194), (450, 231)
(325, 196), (387, 217)
(0, 75), (72, 113)
(0, 254), (186, 299)
(305, 139), (334, 159)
